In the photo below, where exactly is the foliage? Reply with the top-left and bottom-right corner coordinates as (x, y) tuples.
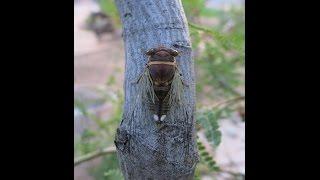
(74, 89), (123, 157)
(104, 169), (124, 180)
(74, 129), (100, 156)
(197, 139), (220, 171)
(197, 109), (222, 147)
(98, 0), (121, 27)
(182, 0), (224, 20)
(182, 0), (206, 20)
(90, 154), (123, 180)
(188, 5), (245, 100)
(74, 79), (123, 180)
(186, 1), (245, 178)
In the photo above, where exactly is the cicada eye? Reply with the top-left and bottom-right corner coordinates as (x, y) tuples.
(145, 48), (156, 56)
(169, 49), (179, 57)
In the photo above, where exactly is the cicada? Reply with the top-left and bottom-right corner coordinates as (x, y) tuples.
(132, 46), (188, 122)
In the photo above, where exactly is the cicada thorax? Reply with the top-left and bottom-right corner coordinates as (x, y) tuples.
(145, 47), (179, 121)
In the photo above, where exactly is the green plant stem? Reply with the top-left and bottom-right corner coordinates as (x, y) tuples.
(188, 21), (228, 48)
(74, 146), (116, 167)
(215, 75), (243, 96)
(188, 22), (216, 34)
(212, 96), (245, 108)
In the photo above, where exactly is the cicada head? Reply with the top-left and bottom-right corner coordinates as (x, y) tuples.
(146, 46), (179, 62)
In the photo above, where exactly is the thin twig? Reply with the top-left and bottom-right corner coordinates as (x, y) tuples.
(74, 146), (116, 167)
(212, 96), (245, 109)
(218, 169), (245, 178)
(215, 75), (243, 97)
(188, 22), (216, 34)
(74, 48), (110, 59)
(188, 21), (230, 49)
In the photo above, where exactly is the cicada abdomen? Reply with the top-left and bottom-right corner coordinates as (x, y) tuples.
(133, 46), (187, 122)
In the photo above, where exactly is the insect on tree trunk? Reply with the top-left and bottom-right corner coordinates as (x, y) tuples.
(114, 0), (199, 179)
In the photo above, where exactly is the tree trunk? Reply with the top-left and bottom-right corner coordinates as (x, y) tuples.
(114, 0), (199, 179)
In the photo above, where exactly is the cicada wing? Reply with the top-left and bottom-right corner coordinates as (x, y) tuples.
(137, 67), (156, 104)
(168, 70), (185, 106)
(126, 67), (158, 132)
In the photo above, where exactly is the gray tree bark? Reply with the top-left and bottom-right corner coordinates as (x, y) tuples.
(114, 0), (199, 179)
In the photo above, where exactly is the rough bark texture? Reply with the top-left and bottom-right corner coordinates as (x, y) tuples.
(114, 0), (199, 179)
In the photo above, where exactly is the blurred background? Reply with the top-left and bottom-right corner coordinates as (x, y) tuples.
(74, 0), (244, 179)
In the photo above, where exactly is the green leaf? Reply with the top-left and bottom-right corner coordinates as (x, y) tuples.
(208, 160), (216, 167)
(200, 151), (209, 157)
(104, 169), (124, 180)
(204, 156), (212, 162)
(212, 130), (222, 147)
(106, 75), (116, 86)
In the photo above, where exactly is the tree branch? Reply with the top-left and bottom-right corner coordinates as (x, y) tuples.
(74, 146), (116, 167)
